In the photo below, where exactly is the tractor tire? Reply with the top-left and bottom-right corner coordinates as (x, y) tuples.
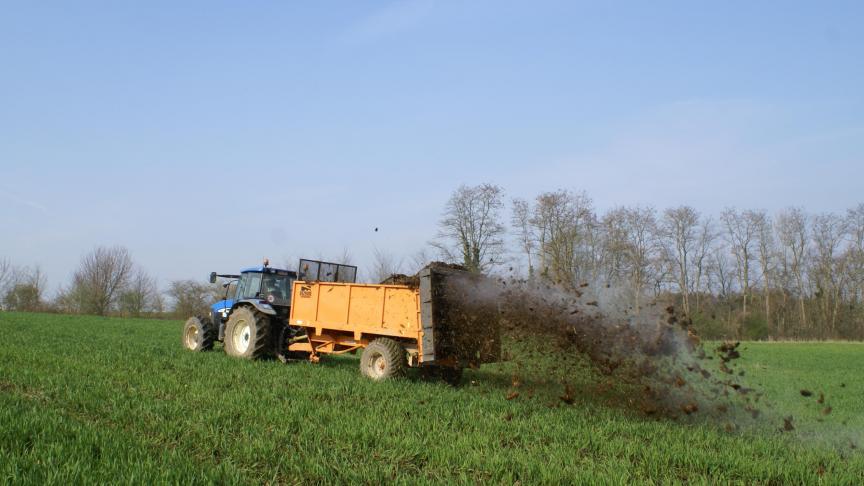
(360, 338), (406, 381)
(182, 316), (216, 352)
(223, 306), (270, 359)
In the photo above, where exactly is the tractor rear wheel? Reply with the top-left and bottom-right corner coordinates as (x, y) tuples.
(223, 307), (270, 359)
(182, 316), (216, 352)
(360, 338), (406, 380)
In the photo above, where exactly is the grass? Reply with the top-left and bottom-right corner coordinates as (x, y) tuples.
(0, 312), (862, 484)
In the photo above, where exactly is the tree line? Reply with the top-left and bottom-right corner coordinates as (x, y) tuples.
(4, 184), (864, 340)
(432, 184), (864, 340)
(0, 247), (220, 319)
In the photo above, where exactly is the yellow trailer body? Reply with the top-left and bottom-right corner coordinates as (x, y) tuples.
(288, 265), (501, 368)
(289, 282), (425, 356)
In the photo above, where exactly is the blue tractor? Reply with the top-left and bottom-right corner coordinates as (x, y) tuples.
(181, 259), (357, 360)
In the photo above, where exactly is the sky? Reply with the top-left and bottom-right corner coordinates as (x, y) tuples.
(1, 0), (863, 292)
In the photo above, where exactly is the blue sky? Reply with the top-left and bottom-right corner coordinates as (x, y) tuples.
(1, 1), (863, 291)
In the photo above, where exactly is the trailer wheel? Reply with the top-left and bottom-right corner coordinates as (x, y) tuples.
(360, 338), (406, 380)
(182, 316), (216, 351)
(223, 306), (270, 359)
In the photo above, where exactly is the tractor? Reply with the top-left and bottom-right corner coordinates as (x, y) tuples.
(182, 259), (500, 384)
(181, 258), (357, 360)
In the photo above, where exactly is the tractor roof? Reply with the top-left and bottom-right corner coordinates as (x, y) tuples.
(240, 266), (297, 277)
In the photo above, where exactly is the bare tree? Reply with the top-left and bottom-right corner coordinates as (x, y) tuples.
(619, 206), (661, 308)
(752, 211), (775, 331)
(530, 190), (595, 287)
(810, 213), (848, 336)
(581, 213), (606, 284)
(661, 206), (699, 314)
(409, 248), (431, 275)
(2, 264), (47, 312)
(721, 208), (758, 316)
(709, 247), (733, 301)
(511, 198), (535, 277)
(118, 267), (158, 317)
(432, 183), (505, 273)
(0, 258), (15, 308)
(166, 280), (215, 318)
(335, 247), (353, 265)
(71, 245), (134, 316)
(846, 204), (864, 307)
(776, 208), (809, 331)
(691, 217), (718, 313)
(369, 247), (404, 283)
(707, 246), (736, 335)
(599, 208), (629, 287)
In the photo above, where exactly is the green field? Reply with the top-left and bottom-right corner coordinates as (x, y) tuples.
(1, 312), (862, 484)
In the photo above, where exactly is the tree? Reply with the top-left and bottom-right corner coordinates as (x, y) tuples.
(775, 208), (809, 331)
(409, 248), (431, 275)
(810, 213), (848, 336)
(118, 267), (158, 317)
(530, 190), (595, 287)
(433, 183), (505, 273)
(619, 206), (661, 308)
(70, 245), (134, 315)
(847, 204), (864, 307)
(661, 206), (699, 314)
(721, 208), (758, 316)
(4, 284), (41, 311)
(335, 247), (353, 265)
(511, 198), (535, 276)
(369, 247), (404, 283)
(599, 208), (629, 287)
(0, 258), (16, 309)
(709, 247), (733, 301)
(166, 280), (216, 318)
(0, 258), (13, 292)
(691, 217), (718, 313)
(2, 265), (46, 312)
(751, 211), (775, 331)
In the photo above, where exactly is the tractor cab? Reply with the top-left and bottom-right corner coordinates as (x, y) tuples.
(208, 261), (297, 338)
(235, 267), (295, 308)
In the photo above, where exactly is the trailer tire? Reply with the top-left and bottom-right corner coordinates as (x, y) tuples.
(223, 306), (270, 359)
(360, 338), (406, 380)
(182, 316), (216, 351)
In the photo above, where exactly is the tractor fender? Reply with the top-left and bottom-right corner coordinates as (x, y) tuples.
(232, 299), (278, 316)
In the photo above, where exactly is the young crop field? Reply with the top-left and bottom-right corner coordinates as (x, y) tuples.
(1, 312), (862, 484)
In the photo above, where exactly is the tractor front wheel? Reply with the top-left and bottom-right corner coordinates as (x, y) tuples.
(360, 338), (406, 380)
(182, 316), (216, 352)
(223, 307), (270, 359)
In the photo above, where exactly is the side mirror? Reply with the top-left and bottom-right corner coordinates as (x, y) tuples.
(209, 272), (217, 284)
